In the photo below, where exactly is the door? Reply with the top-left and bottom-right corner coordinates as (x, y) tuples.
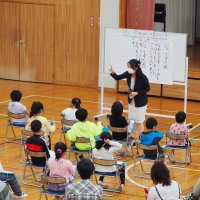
(55, 0), (100, 87)
(20, 3), (55, 83)
(0, 2), (20, 80)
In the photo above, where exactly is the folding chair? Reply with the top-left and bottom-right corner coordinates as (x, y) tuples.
(40, 176), (66, 200)
(108, 125), (134, 158)
(133, 142), (161, 179)
(93, 157), (123, 196)
(5, 112), (27, 143)
(19, 130), (33, 163)
(23, 149), (47, 187)
(165, 132), (191, 165)
(69, 137), (93, 162)
(60, 119), (77, 144)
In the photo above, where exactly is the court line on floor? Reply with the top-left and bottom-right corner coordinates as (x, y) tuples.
(1, 94), (200, 117)
(126, 159), (200, 189)
(17, 94), (200, 116)
(0, 95), (35, 104)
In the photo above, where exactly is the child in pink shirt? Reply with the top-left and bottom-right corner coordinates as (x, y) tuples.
(167, 111), (189, 161)
(47, 142), (75, 191)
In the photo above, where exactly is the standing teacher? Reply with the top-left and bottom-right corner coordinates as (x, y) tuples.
(109, 59), (150, 137)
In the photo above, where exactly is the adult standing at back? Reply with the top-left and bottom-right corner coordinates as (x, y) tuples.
(109, 59), (150, 138)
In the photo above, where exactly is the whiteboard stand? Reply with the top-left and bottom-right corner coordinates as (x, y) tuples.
(100, 57), (189, 119)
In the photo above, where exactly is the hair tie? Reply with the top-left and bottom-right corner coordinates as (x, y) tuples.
(57, 149), (62, 153)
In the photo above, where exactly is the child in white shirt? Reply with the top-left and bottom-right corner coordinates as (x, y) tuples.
(8, 90), (27, 125)
(92, 132), (125, 190)
(60, 98), (81, 121)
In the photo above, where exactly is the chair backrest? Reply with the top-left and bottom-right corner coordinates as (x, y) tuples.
(41, 175), (66, 191)
(135, 142), (158, 151)
(165, 132), (189, 140)
(108, 125), (127, 133)
(8, 112), (26, 119)
(41, 175), (66, 184)
(21, 130), (33, 137)
(61, 119), (77, 126)
(93, 157), (117, 166)
(76, 137), (91, 143)
(26, 149), (47, 159)
(94, 113), (110, 121)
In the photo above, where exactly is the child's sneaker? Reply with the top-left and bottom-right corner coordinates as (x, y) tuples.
(13, 193), (28, 199)
(118, 184), (124, 192)
(98, 181), (108, 189)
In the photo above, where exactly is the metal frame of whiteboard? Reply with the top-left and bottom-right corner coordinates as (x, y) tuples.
(100, 28), (188, 119)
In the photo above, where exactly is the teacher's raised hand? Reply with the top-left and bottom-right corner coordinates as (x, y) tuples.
(109, 65), (115, 74)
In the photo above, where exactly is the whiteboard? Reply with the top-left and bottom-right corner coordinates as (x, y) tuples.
(104, 28), (187, 84)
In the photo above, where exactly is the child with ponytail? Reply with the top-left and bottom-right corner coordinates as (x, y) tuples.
(26, 101), (56, 149)
(47, 142), (75, 191)
(60, 98), (81, 121)
(92, 132), (125, 190)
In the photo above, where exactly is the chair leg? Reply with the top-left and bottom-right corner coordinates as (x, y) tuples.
(5, 123), (9, 142)
(63, 134), (67, 145)
(45, 194), (48, 200)
(30, 167), (37, 181)
(59, 131), (62, 142)
(39, 191), (42, 200)
(11, 126), (17, 138)
(139, 159), (145, 173)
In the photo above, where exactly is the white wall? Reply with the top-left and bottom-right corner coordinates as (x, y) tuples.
(99, 0), (120, 88)
(196, 0), (200, 40)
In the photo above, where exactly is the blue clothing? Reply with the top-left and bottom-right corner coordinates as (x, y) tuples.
(140, 131), (163, 146)
(139, 131), (164, 159)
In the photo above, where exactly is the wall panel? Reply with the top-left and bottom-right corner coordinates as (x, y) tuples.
(0, 2), (20, 79)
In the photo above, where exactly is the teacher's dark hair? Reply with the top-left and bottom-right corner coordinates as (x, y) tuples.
(128, 59), (143, 77)
(151, 162), (171, 186)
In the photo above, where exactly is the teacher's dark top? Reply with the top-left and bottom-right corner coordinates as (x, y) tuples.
(110, 71), (150, 107)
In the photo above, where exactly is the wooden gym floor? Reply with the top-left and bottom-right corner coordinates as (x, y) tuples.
(0, 79), (200, 200)
(0, 43), (200, 199)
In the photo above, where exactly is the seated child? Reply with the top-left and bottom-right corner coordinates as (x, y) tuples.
(167, 111), (189, 161)
(26, 101), (56, 149)
(26, 120), (50, 166)
(47, 142), (75, 191)
(139, 117), (164, 159)
(60, 98), (81, 121)
(47, 142), (75, 192)
(92, 132), (125, 190)
(67, 108), (102, 151)
(109, 101), (128, 141)
(65, 159), (102, 200)
(8, 90), (27, 125)
(0, 161), (27, 198)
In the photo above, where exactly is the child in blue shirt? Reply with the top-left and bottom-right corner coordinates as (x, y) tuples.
(139, 117), (164, 159)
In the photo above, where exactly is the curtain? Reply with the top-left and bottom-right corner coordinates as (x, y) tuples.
(127, 0), (155, 30)
(155, 0), (196, 45)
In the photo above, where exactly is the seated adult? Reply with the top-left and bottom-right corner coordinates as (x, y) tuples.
(147, 162), (181, 200)
(0, 162), (27, 198)
(67, 108), (102, 151)
(0, 181), (10, 200)
(26, 120), (50, 166)
(65, 159), (102, 200)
